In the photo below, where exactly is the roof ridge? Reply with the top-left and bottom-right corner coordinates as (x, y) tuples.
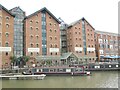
(9, 6), (25, 13)
(25, 7), (60, 24)
(95, 30), (118, 35)
(0, 4), (15, 17)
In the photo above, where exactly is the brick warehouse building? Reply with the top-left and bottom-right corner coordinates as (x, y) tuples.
(0, 4), (14, 68)
(0, 4), (119, 68)
(0, 5), (61, 68)
(95, 30), (120, 62)
(60, 18), (97, 65)
(24, 7), (61, 65)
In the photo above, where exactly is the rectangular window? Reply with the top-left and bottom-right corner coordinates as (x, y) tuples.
(42, 48), (47, 55)
(42, 33), (46, 37)
(42, 17), (46, 21)
(42, 25), (46, 29)
(42, 40), (46, 45)
(42, 13), (46, 17)
(42, 21), (46, 25)
(42, 12), (47, 55)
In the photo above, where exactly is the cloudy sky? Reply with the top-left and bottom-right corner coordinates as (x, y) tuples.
(1, 0), (119, 33)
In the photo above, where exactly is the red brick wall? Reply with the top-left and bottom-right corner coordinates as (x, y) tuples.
(1, 9), (14, 67)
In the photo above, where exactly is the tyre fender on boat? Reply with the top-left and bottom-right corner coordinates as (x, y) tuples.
(86, 71), (91, 75)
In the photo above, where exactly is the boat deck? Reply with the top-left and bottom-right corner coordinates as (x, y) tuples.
(0, 74), (46, 80)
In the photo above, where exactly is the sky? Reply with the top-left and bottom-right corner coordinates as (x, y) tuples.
(1, 0), (119, 33)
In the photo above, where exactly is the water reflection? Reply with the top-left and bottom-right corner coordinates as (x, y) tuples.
(1, 71), (118, 88)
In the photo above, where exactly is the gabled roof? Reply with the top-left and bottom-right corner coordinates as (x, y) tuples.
(61, 52), (78, 59)
(68, 17), (95, 30)
(25, 7), (61, 24)
(9, 6), (18, 11)
(68, 19), (82, 28)
(0, 4), (15, 17)
(9, 6), (25, 14)
(83, 17), (95, 30)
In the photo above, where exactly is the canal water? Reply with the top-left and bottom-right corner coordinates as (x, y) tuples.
(1, 71), (119, 88)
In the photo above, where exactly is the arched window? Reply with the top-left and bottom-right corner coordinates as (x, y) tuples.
(36, 36), (39, 39)
(37, 52), (39, 56)
(6, 16), (10, 21)
(6, 24), (9, 28)
(92, 45), (94, 47)
(55, 44), (57, 48)
(50, 52), (52, 55)
(36, 44), (39, 47)
(5, 42), (9, 47)
(55, 52), (57, 55)
(55, 37), (57, 40)
(55, 29), (57, 32)
(50, 44), (52, 48)
(5, 33), (9, 37)
(30, 27), (33, 30)
(30, 52), (33, 56)
(6, 52), (8, 56)
(50, 29), (52, 32)
(30, 35), (33, 39)
(30, 43), (33, 47)
(50, 37), (52, 40)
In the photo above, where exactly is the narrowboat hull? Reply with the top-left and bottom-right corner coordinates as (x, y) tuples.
(24, 66), (91, 76)
(33, 72), (88, 76)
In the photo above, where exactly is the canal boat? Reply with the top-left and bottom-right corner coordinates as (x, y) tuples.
(23, 66), (91, 76)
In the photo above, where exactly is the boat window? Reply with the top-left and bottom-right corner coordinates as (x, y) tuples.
(79, 68), (83, 71)
(75, 69), (79, 72)
(49, 69), (54, 72)
(66, 69), (71, 72)
(116, 65), (118, 67)
(59, 69), (63, 72)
